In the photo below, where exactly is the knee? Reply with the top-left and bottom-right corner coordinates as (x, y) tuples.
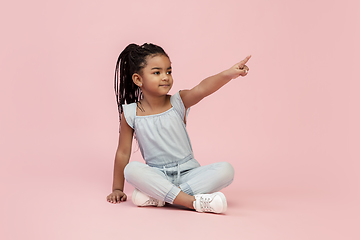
(217, 162), (235, 183)
(124, 161), (143, 181)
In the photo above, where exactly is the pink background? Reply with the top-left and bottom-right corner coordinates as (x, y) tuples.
(1, 0), (359, 239)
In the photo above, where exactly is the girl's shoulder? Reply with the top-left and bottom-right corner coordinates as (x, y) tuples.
(122, 102), (137, 129)
(171, 90), (190, 124)
(171, 90), (185, 111)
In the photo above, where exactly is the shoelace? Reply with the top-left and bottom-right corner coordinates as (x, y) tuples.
(145, 198), (159, 206)
(200, 196), (214, 212)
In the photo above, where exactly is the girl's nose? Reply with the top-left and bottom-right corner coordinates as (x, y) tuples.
(162, 74), (169, 81)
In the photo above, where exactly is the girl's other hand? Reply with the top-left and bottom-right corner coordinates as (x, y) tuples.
(107, 190), (127, 203)
(226, 55), (251, 79)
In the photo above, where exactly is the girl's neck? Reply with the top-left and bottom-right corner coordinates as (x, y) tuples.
(139, 94), (171, 115)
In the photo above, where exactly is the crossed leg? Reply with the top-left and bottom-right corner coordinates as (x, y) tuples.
(124, 161), (234, 209)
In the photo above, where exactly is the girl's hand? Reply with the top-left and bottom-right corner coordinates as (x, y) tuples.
(226, 55), (251, 79)
(107, 190), (127, 203)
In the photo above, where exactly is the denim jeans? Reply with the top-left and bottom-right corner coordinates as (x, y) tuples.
(124, 159), (234, 203)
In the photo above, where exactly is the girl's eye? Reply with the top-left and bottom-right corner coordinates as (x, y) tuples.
(154, 72), (160, 75)
(167, 71), (172, 75)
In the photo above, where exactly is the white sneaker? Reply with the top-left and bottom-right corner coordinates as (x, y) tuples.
(131, 189), (165, 207)
(193, 192), (227, 213)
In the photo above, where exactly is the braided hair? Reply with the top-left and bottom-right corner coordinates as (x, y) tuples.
(114, 43), (169, 123)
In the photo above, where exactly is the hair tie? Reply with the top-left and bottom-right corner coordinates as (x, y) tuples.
(141, 43), (151, 48)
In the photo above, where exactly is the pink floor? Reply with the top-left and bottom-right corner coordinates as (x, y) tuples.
(1, 161), (359, 240)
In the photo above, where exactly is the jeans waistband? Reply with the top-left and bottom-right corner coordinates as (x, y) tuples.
(146, 154), (193, 168)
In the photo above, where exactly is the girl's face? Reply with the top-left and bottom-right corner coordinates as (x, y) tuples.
(136, 54), (173, 96)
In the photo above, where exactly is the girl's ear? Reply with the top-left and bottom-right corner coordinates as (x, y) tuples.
(132, 73), (142, 87)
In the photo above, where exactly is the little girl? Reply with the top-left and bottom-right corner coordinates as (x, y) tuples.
(107, 43), (250, 214)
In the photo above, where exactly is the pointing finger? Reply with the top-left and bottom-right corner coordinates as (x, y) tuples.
(239, 55), (251, 67)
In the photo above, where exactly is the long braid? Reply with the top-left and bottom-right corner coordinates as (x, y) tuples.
(114, 43), (169, 123)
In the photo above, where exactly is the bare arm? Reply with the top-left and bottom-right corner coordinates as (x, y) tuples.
(180, 55), (251, 108)
(107, 112), (134, 203)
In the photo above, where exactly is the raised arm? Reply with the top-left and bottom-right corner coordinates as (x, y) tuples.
(180, 55), (251, 109)
(107, 112), (134, 203)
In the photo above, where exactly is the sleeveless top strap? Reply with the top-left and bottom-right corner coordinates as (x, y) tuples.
(122, 103), (137, 129)
(170, 91), (190, 124)
(122, 91), (189, 129)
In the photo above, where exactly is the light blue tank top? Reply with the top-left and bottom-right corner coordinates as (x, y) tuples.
(122, 91), (194, 168)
